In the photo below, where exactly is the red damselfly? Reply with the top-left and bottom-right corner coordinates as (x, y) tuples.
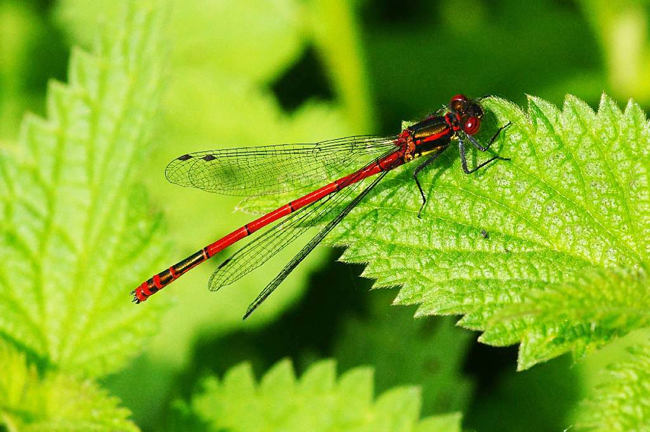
(133, 94), (510, 319)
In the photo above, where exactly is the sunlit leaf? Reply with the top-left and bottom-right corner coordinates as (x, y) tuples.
(0, 340), (138, 431)
(576, 342), (650, 431)
(320, 94), (649, 370)
(189, 359), (461, 432)
(0, 2), (168, 377)
(497, 266), (650, 368)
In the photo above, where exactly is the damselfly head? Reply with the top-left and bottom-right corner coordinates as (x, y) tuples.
(449, 94), (484, 136)
(449, 94), (484, 117)
(449, 94), (468, 113)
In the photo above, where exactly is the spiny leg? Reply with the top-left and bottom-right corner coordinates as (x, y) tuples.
(459, 137), (508, 174)
(465, 122), (511, 152)
(413, 150), (445, 218)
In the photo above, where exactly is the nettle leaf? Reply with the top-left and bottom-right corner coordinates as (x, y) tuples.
(323, 94), (649, 370)
(497, 266), (650, 368)
(0, 340), (138, 431)
(0, 3), (168, 377)
(188, 359), (461, 432)
(576, 342), (650, 431)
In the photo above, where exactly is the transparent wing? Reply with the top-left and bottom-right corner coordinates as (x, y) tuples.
(207, 147), (397, 291)
(243, 170), (389, 319)
(165, 136), (397, 196)
(208, 176), (361, 290)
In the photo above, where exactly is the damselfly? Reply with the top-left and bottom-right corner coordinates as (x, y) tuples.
(132, 94), (510, 319)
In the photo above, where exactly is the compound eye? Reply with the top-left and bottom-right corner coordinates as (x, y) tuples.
(450, 94), (467, 112)
(463, 116), (481, 135)
(451, 94), (467, 103)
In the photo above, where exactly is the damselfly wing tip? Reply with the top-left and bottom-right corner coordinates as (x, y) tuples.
(242, 306), (256, 320)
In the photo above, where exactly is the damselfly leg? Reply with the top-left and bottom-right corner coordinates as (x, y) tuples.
(465, 122), (512, 152)
(413, 150), (445, 219)
(413, 122), (511, 217)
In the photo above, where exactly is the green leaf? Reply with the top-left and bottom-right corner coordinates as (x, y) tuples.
(0, 2), (42, 140)
(0, 2), (168, 377)
(188, 359), (461, 432)
(335, 290), (473, 414)
(415, 413), (463, 432)
(496, 266), (650, 369)
(324, 94), (649, 370)
(576, 342), (650, 431)
(0, 339), (138, 431)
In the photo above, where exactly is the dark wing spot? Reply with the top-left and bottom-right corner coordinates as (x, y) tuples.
(202, 155), (216, 161)
(178, 154), (192, 161)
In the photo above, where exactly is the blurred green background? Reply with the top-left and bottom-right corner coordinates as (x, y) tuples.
(1, 0), (649, 430)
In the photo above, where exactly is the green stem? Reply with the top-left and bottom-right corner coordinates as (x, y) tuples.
(580, 0), (650, 101)
(0, 2), (38, 140)
(307, 0), (374, 133)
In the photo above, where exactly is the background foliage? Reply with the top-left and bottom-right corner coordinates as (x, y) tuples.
(1, 0), (649, 431)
